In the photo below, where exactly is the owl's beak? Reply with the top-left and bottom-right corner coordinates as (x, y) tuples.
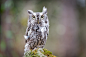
(37, 20), (39, 24)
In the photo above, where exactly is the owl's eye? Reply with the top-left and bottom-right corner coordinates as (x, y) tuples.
(32, 15), (35, 19)
(41, 15), (44, 19)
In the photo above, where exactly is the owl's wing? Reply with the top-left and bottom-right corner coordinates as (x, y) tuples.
(24, 21), (31, 40)
(47, 26), (49, 36)
(46, 22), (49, 36)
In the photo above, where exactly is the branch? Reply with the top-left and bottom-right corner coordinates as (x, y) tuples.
(24, 48), (57, 57)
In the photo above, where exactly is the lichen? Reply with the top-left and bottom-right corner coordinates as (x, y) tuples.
(24, 48), (57, 57)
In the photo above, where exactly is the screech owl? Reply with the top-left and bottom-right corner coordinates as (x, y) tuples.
(24, 7), (49, 54)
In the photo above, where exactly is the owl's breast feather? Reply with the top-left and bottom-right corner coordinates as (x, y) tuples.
(40, 27), (46, 32)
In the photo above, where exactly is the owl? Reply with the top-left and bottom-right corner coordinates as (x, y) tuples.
(24, 6), (49, 54)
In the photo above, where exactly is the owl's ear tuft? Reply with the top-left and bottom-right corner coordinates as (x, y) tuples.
(43, 6), (47, 14)
(28, 10), (33, 14)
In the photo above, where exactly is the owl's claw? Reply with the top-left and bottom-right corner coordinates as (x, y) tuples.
(24, 35), (29, 40)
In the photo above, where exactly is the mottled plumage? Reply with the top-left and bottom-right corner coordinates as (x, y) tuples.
(24, 7), (49, 54)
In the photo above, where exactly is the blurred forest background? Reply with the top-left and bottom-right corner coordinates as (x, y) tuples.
(0, 0), (86, 57)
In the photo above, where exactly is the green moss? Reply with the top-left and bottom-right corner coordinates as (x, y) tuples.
(24, 48), (57, 57)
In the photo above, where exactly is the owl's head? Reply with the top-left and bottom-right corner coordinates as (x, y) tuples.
(28, 6), (48, 25)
